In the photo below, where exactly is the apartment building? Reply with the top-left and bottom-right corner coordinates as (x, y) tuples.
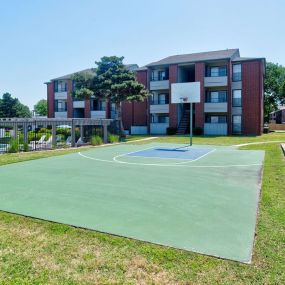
(46, 49), (265, 136)
(269, 106), (285, 123)
(46, 65), (138, 121)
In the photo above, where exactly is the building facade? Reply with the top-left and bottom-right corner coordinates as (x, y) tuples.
(46, 49), (265, 135)
(269, 107), (285, 124)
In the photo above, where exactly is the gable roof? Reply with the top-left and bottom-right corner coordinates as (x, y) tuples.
(147, 49), (240, 67)
(49, 64), (139, 82)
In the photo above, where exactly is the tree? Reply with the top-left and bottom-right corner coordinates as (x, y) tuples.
(34, 99), (48, 116)
(264, 62), (285, 121)
(0, 93), (31, 118)
(72, 56), (149, 135)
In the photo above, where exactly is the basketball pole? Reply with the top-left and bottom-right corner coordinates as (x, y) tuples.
(190, 102), (193, 146)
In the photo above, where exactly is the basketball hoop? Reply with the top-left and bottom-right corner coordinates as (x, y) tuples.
(179, 97), (188, 103)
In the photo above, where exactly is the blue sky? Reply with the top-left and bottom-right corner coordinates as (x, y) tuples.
(0, 0), (284, 109)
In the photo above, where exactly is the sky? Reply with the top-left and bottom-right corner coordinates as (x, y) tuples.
(0, 0), (284, 109)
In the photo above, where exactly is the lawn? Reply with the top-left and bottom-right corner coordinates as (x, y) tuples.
(0, 133), (284, 285)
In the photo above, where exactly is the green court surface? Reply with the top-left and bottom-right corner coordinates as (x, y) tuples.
(0, 143), (264, 263)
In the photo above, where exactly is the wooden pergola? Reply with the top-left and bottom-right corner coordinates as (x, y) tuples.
(0, 118), (113, 146)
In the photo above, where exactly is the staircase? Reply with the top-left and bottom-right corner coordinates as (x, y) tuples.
(176, 110), (190, 135)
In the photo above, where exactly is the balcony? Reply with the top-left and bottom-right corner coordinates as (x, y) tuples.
(54, 91), (67, 100)
(91, 110), (106, 119)
(204, 76), (228, 87)
(204, 102), (227, 112)
(150, 123), (169, 134)
(54, 111), (67, 118)
(204, 123), (227, 135)
(150, 99), (169, 113)
(150, 104), (169, 113)
(73, 100), (85, 108)
(150, 79), (169, 90)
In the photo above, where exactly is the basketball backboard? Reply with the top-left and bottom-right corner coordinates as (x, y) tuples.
(171, 82), (201, 104)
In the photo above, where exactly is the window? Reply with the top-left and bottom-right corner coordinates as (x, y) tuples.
(205, 91), (227, 103)
(55, 100), (67, 112)
(91, 99), (106, 111)
(151, 93), (169, 104)
(151, 114), (169, 123)
(54, 80), (67, 92)
(232, 115), (242, 133)
(233, 64), (242, 81)
(232, 90), (242, 107)
(151, 69), (169, 81)
(158, 71), (166, 80)
(206, 66), (227, 77)
(205, 115), (227, 124)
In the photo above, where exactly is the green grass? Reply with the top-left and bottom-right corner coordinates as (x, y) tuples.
(0, 133), (284, 284)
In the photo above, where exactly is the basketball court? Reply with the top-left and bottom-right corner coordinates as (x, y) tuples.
(0, 83), (265, 263)
(0, 142), (264, 263)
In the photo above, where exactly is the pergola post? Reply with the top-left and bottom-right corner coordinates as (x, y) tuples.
(23, 123), (28, 143)
(71, 121), (76, 147)
(52, 124), (56, 147)
(13, 123), (18, 139)
(103, 124), (108, 144)
(80, 125), (84, 140)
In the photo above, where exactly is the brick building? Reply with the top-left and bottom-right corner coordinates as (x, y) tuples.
(46, 49), (265, 135)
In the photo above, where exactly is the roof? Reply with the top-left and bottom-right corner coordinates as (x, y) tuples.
(50, 68), (96, 81)
(146, 49), (240, 67)
(49, 64), (139, 82)
(232, 57), (265, 62)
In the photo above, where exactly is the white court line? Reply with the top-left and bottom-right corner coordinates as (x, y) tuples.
(78, 152), (262, 168)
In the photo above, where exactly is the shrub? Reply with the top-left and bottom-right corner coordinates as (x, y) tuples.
(108, 134), (120, 143)
(193, 127), (203, 135)
(91, 135), (103, 146)
(166, 127), (177, 135)
(23, 142), (29, 152)
(8, 139), (19, 153)
(57, 128), (71, 137)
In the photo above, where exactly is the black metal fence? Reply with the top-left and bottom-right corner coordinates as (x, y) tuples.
(0, 118), (120, 154)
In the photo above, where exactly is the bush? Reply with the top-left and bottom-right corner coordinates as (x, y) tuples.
(193, 127), (203, 135)
(57, 128), (71, 137)
(23, 142), (29, 152)
(166, 127), (177, 135)
(91, 135), (103, 146)
(108, 134), (120, 143)
(8, 139), (19, 153)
